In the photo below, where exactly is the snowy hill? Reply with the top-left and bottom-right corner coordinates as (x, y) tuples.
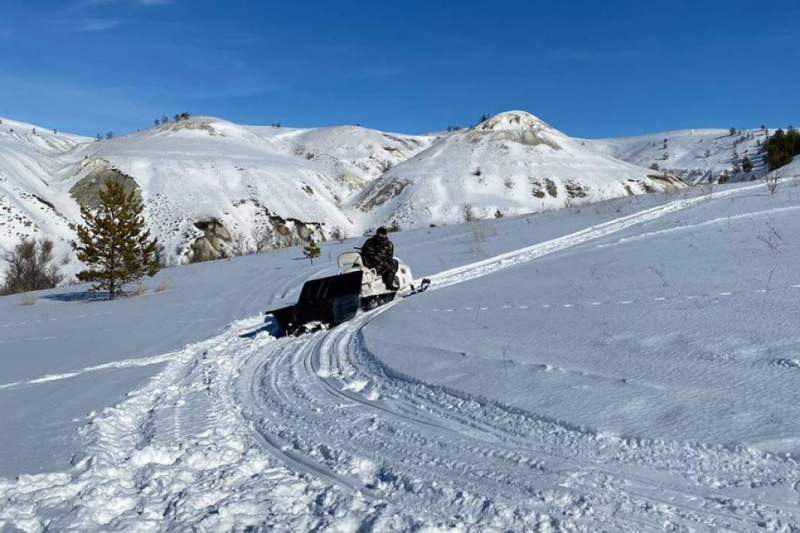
(9, 111), (800, 274)
(353, 111), (686, 227)
(0, 116), (434, 270)
(0, 118), (90, 267)
(3, 182), (800, 530)
(584, 127), (772, 184)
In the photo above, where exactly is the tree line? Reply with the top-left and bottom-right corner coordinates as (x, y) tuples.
(764, 126), (800, 171)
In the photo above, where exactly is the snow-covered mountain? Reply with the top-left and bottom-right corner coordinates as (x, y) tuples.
(354, 111), (686, 227)
(0, 116), (434, 269)
(584, 127), (772, 184)
(21, 111), (798, 270)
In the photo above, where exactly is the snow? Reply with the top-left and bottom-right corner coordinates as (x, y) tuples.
(1, 111), (693, 273)
(584, 127), (773, 184)
(3, 180), (800, 530)
(0, 115), (434, 270)
(354, 111), (686, 228)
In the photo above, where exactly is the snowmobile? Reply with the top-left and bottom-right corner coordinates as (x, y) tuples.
(266, 252), (430, 336)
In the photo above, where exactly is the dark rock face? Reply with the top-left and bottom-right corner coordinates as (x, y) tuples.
(191, 219), (232, 262)
(268, 214), (325, 248)
(69, 167), (141, 210)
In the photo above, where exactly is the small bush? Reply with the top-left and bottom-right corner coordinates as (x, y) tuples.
(155, 277), (172, 292)
(386, 221), (402, 233)
(329, 226), (346, 243)
(128, 285), (148, 297)
(20, 293), (36, 306)
(1, 238), (63, 296)
(463, 204), (478, 222)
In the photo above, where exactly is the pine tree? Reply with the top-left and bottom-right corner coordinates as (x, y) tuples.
(303, 239), (321, 265)
(72, 180), (159, 300)
(742, 155), (754, 173)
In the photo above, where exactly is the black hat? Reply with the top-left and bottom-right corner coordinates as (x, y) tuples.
(376, 226), (388, 236)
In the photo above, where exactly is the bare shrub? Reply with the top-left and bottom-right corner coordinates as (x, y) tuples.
(1, 238), (63, 296)
(20, 293), (36, 306)
(463, 203), (478, 222)
(386, 220), (402, 233)
(329, 226), (346, 243)
(128, 284), (148, 297)
(763, 167), (787, 195)
(155, 277), (172, 292)
(229, 232), (251, 256)
(252, 226), (273, 253)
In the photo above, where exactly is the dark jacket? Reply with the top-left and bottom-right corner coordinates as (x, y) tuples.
(361, 234), (394, 273)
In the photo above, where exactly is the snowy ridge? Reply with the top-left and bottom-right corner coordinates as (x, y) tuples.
(0, 115), (434, 270)
(0, 111), (689, 272)
(4, 182), (800, 531)
(584, 127), (773, 184)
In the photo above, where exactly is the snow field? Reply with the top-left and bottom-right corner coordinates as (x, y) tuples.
(4, 181), (800, 530)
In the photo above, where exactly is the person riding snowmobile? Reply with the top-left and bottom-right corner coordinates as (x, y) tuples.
(361, 227), (398, 289)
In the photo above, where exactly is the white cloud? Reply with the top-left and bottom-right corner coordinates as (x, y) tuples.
(75, 18), (122, 32)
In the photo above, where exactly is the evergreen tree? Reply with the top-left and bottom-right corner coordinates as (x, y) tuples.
(742, 155), (754, 173)
(154, 118), (160, 126)
(303, 239), (321, 265)
(73, 180), (159, 300)
(764, 127), (800, 170)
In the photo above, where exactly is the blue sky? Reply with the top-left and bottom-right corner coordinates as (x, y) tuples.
(1, 0), (798, 137)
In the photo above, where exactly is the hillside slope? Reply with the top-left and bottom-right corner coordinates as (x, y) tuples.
(0, 119), (91, 267)
(352, 111), (685, 227)
(0, 116), (434, 270)
(3, 182), (800, 530)
(584, 127), (772, 184)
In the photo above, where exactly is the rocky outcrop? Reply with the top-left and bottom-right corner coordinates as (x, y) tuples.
(268, 214), (325, 248)
(190, 219), (232, 262)
(69, 164), (141, 209)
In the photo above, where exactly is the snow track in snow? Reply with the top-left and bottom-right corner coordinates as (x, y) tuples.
(3, 183), (800, 531)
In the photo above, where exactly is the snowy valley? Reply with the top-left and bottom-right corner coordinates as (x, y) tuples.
(2, 177), (800, 530)
(2, 108), (800, 531)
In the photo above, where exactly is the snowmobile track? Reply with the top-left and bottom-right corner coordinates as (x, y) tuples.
(4, 182), (800, 531)
(228, 182), (800, 530)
